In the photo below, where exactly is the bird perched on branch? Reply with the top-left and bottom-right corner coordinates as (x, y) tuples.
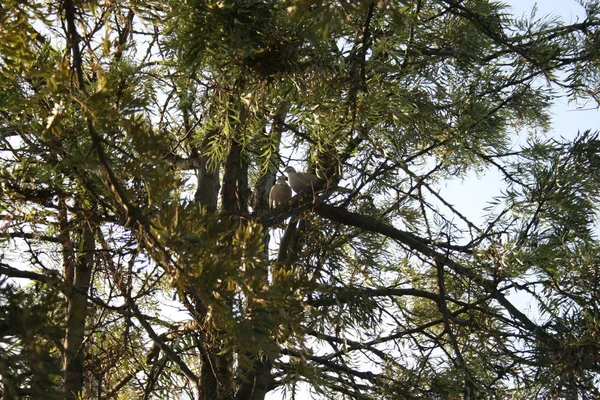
(269, 176), (292, 208)
(284, 166), (351, 194)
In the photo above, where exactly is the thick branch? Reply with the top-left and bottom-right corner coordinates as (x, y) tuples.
(0, 263), (59, 284)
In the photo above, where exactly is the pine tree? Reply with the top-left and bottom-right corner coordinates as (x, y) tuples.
(1, 0), (600, 398)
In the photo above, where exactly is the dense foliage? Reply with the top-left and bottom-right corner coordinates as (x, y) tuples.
(1, 0), (600, 399)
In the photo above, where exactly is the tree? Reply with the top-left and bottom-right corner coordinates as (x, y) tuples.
(1, 0), (600, 398)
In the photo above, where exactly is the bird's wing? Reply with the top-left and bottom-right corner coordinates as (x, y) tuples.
(297, 172), (324, 188)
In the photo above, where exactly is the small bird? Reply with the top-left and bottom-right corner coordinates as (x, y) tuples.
(284, 166), (351, 194)
(269, 176), (292, 208)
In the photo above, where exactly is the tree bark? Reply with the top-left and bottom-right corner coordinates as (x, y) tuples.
(194, 131), (221, 213)
(221, 137), (249, 215)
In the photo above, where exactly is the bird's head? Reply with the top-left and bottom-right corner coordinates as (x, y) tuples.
(284, 166), (296, 174)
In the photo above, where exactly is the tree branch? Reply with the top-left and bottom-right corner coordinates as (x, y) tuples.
(314, 203), (555, 344)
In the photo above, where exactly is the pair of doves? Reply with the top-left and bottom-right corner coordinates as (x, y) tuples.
(269, 166), (351, 209)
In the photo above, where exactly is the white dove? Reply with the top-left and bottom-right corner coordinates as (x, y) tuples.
(269, 176), (292, 208)
(284, 166), (351, 194)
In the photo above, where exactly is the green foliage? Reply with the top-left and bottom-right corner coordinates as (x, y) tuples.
(165, 0), (317, 79)
(0, 280), (63, 399)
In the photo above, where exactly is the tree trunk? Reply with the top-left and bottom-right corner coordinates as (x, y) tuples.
(191, 128), (227, 399)
(62, 215), (95, 400)
(221, 137), (249, 215)
(194, 130), (221, 213)
(237, 104), (290, 400)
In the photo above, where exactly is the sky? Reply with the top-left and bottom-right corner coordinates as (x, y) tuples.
(268, 1), (600, 399)
(510, 0), (587, 20)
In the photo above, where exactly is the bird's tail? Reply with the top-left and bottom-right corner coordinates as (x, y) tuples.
(333, 186), (352, 193)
